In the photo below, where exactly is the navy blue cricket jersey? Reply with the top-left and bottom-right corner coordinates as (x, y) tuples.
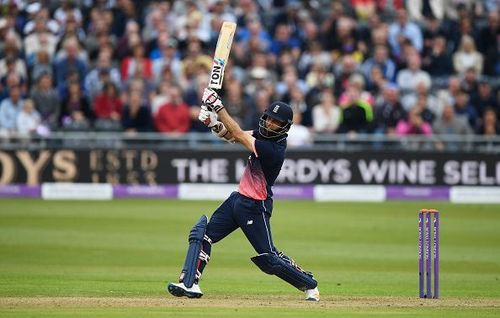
(238, 130), (287, 200)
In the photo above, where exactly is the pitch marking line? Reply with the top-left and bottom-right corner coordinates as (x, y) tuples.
(1, 296), (499, 309)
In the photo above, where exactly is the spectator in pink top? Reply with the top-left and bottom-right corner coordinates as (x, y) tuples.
(395, 108), (432, 135)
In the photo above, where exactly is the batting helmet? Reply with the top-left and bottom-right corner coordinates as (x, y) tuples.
(258, 101), (293, 138)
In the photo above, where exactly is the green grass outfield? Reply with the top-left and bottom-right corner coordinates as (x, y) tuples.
(0, 199), (499, 317)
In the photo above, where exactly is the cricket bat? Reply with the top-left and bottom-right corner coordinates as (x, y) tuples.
(208, 21), (237, 89)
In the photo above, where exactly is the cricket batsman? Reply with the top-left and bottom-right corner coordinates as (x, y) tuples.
(167, 88), (320, 301)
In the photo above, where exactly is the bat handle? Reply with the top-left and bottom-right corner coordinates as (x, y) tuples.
(202, 103), (214, 112)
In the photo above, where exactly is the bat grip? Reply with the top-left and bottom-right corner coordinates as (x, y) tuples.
(202, 103), (214, 112)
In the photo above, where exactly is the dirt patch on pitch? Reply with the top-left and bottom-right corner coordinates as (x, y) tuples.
(1, 296), (499, 309)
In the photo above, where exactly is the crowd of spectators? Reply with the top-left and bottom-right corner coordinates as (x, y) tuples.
(0, 0), (499, 145)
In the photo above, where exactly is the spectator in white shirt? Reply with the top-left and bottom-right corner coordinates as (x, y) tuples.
(16, 99), (41, 136)
(287, 112), (313, 148)
(453, 35), (484, 76)
(312, 89), (340, 133)
(0, 85), (24, 133)
(396, 51), (431, 96)
(23, 16), (58, 60)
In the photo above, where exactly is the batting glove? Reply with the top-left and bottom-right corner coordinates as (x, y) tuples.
(198, 105), (218, 128)
(202, 88), (225, 113)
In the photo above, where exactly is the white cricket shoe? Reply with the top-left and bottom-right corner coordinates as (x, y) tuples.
(305, 287), (320, 301)
(167, 282), (203, 299)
